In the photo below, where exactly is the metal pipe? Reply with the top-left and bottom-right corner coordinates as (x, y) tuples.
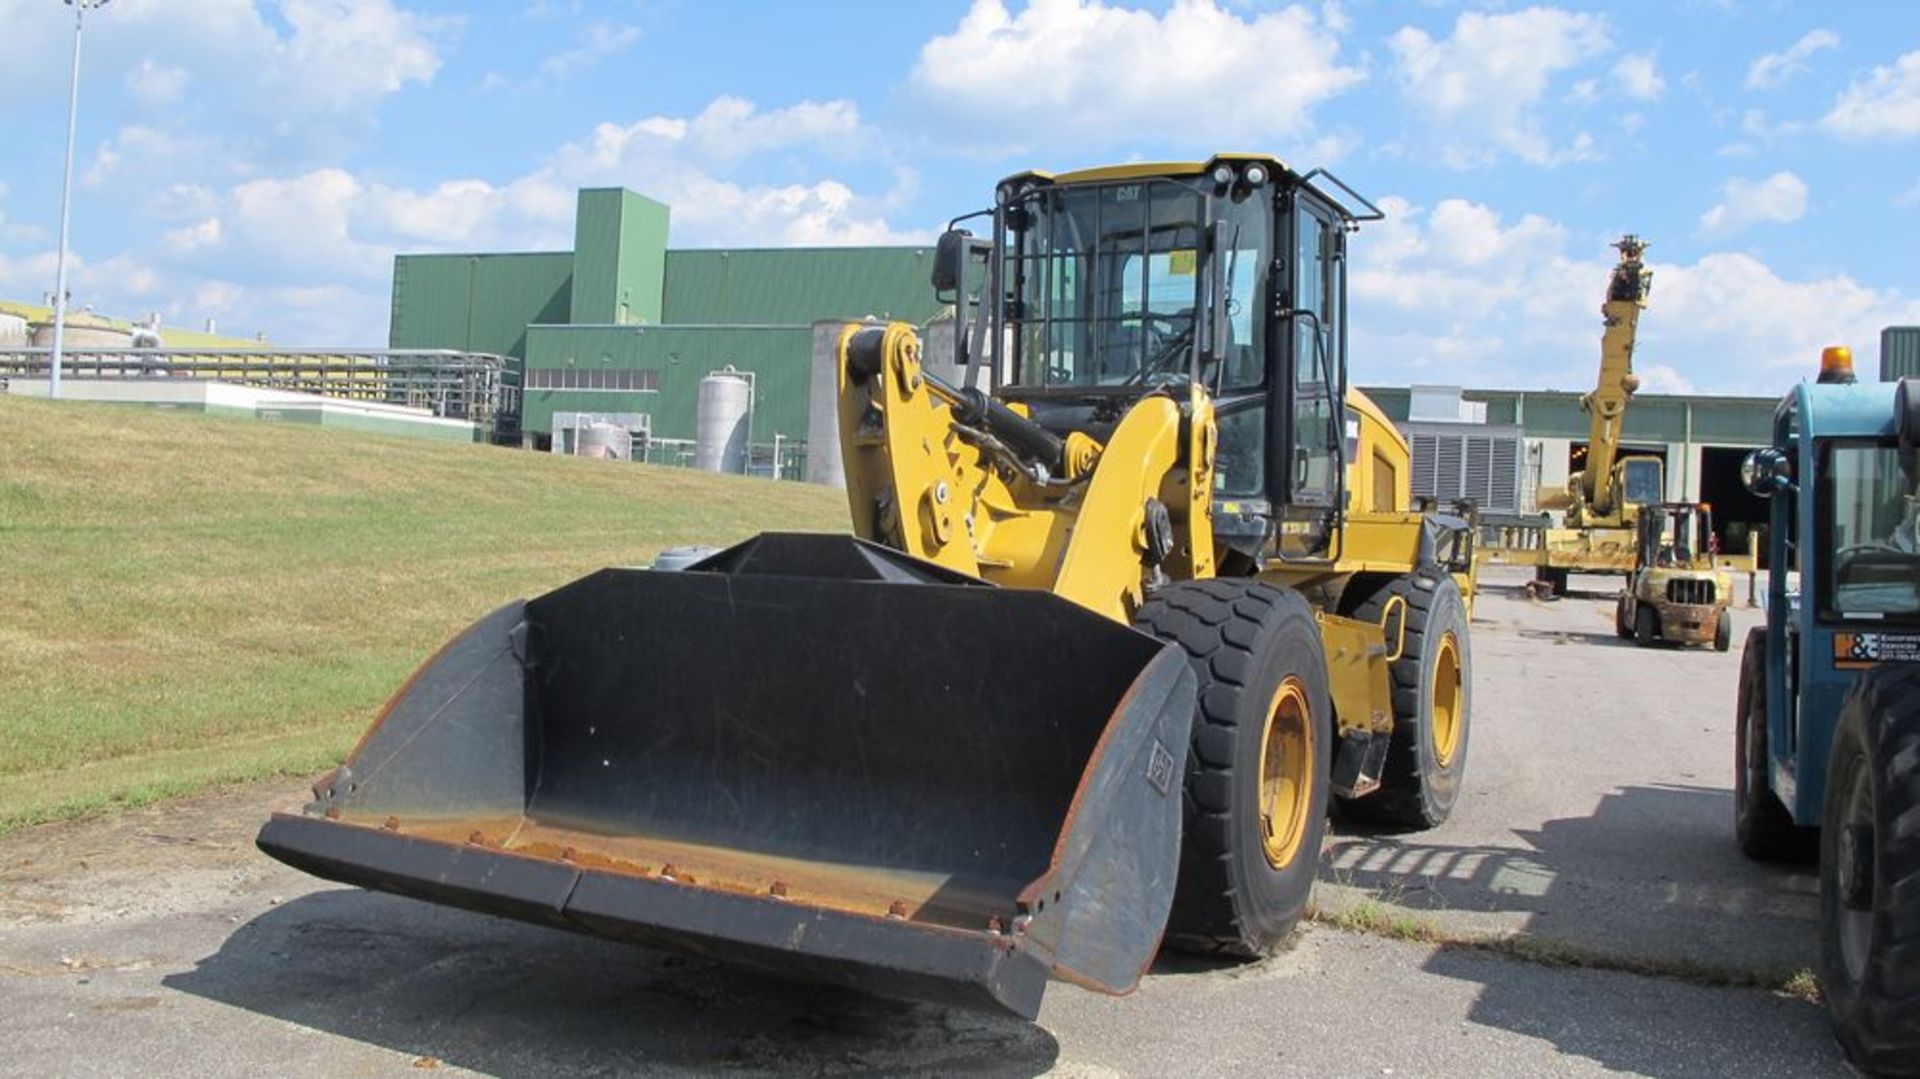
(49, 2), (103, 399)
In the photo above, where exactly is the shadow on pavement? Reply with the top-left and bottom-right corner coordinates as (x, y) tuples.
(1326, 784), (1817, 962)
(1417, 945), (1842, 1079)
(164, 888), (1058, 1078)
(1323, 783), (1835, 1075)
(1513, 627), (1639, 649)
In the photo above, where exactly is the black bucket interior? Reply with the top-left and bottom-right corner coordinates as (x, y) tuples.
(507, 567), (1163, 924)
(317, 541), (1173, 932)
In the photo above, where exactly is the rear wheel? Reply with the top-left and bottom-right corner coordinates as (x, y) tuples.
(1733, 628), (1814, 862)
(1635, 605), (1658, 647)
(1818, 663), (1920, 1075)
(1337, 568), (1472, 829)
(1135, 579), (1332, 957)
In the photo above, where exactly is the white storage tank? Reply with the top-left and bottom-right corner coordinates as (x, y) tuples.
(576, 421), (631, 461)
(695, 368), (752, 473)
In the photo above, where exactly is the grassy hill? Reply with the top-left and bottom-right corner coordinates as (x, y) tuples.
(0, 396), (847, 832)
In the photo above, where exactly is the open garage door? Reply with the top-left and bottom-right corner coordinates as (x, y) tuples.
(1698, 445), (1768, 566)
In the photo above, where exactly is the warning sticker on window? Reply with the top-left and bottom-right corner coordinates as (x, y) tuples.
(1833, 632), (1920, 669)
(1168, 249), (1196, 276)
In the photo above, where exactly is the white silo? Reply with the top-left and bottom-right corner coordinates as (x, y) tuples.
(695, 367), (752, 474)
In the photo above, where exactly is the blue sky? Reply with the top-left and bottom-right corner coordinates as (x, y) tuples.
(1, 0), (1916, 394)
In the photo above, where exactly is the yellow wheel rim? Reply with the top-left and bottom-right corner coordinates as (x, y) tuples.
(1431, 632), (1463, 768)
(1257, 677), (1315, 870)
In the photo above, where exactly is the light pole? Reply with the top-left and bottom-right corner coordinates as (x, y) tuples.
(48, 0), (109, 400)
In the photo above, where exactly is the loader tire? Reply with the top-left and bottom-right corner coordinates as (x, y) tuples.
(1635, 605), (1658, 647)
(1734, 628), (1814, 863)
(1615, 594), (1633, 639)
(1336, 568), (1472, 830)
(1135, 579), (1331, 958)
(1818, 663), (1920, 1076)
(1714, 611), (1732, 653)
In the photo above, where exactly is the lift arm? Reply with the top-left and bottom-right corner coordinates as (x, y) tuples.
(836, 322), (1216, 622)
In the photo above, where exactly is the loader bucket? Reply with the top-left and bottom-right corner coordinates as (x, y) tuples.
(257, 534), (1195, 1019)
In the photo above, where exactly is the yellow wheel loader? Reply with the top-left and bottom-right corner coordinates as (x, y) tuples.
(257, 155), (1476, 1020)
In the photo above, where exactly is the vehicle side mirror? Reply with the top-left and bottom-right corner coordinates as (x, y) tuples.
(1741, 447), (1794, 498)
(1897, 379), (1918, 484)
(931, 228), (971, 294)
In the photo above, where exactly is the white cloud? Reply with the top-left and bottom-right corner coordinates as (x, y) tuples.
(909, 0), (1362, 151)
(126, 59), (189, 109)
(1635, 365), (1694, 395)
(536, 21), (641, 83)
(1739, 108), (1803, 143)
(148, 184), (222, 223)
(1388, 7), (1612, 167)
(1699, 171), (1809, 233)
(1653, 254), (1920, 385)
(537, 101), (917, 246)
(84, 126), (214, 188)
(70, 93), (921, 347)
(274, 0), (442, 114)
(1822, 49), (1920, 140)
(1347, 197), (1920, 394)
(162, 217), (224, 256)
(1745, 29), (1840, 89)
(1612, 52), (1665, 101)
(0, 0), (445, 118)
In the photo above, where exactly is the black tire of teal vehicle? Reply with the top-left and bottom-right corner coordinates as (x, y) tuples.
(1734, 628), (1815, 863)
(1714, 610), (1732, 652)
(1335, 567), (1472, 830)
(1134, 579), (1333, 957)
(1635, 605), (1658, 647)
(1819, 663), (1920, 1076)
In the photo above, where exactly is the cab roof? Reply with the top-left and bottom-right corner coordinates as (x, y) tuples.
(1000, 153), (1290, 189)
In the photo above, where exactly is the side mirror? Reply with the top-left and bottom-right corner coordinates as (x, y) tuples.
(931, 228), (971, 294)
(1741, 446), (1794, 498)
(1897, 379), (1918, 484)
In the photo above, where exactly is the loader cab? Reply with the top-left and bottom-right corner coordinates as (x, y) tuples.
(935, 155), (1381, 564)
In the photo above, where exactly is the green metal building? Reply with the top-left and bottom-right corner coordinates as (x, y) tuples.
(1884, 326), (1920, 381)
(388, 187), (942, 444)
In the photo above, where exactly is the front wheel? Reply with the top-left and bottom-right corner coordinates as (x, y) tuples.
(1615, 594), (1633, 639)
(1819, 663), (1920, 1075)
(1635, 605), (1658, 647)
(1136, 580), (1332, 957)
(1733, 628), (1813, 862)
(1714, 611), (1732, 652)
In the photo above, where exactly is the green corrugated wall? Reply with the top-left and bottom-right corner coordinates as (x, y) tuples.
(1359, 386), (1773, 443)
(389, 252), (572, 363)
(663, 248), (942, 325)
(522, 324), (812, 441)
(1884, 326), (1920, 381)
(570, 189), (669, 325)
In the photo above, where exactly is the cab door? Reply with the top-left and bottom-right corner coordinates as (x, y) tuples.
(1274, 195), (1345, 559)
